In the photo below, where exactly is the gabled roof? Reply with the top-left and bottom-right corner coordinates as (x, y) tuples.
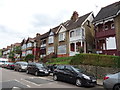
(62, 12), (92, 30)
(50, 26), (60, 34)
(93, 1), (120, 22)
(40, 32), (49, 40)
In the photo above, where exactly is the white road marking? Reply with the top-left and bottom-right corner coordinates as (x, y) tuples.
(21, 78), (41, 86)
(14, 79), (30, 88)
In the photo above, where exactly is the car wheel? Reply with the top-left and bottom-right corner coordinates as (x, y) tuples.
(76, 78), (82, 87)
(19, 69), (22, 72)
(35, 71), (38, 76)
(113, 84), (120, 90)
(26, 70), (29, 74)
(53, 75), (58, 81)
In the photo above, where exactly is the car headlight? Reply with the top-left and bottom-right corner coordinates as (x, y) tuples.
(39, 69), (44, 72)
(82, 74), (90, 80)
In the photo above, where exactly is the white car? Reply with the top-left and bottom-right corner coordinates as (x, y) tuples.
(103, 72), (120, 90)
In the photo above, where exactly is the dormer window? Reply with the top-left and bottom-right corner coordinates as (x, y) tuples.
(59, 33), (65, 41)
(105, 25), (108, 30)
(111, 23), (115, 29)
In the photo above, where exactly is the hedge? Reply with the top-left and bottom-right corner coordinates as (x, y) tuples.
(70, 53), (120, 68)
(47, 56), (72, 64)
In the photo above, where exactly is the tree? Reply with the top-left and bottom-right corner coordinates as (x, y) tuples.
(9, 51), (15, 62)
(25, 54), (34, 62)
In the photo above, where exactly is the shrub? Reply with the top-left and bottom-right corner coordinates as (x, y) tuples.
(70, 53), (120, 68)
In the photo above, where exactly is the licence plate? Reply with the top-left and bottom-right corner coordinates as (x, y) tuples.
(45, 71), (48, 74)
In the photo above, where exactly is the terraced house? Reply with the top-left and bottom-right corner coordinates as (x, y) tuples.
(40, 11), (94, 58)
(55, 11), (94, 57)
(21, 33), (40, 62)
(93, 1), (120, 56)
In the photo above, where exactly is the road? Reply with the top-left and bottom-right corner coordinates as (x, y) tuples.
(0, 67), (104, 90)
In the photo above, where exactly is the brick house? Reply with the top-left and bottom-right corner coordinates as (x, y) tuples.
(56, 11), (94, 57)
(39, 32), (49, 58)
(93, 1), (120, 56)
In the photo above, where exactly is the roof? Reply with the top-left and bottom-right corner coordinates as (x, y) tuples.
(62, 12), (92, 30)
(40, 32), (49, 40)
(93, 1), (120, 22)
(50, 26), (59, 34)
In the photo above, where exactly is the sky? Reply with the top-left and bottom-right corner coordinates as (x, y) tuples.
(0, 0), (119, 49)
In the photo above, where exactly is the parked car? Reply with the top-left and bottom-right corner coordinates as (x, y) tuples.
(103, 72), (120, 90)
(14, 61), (28, 72)
(6, 62), (15, 69)
(53, 65), (96, 87)
(26, 63), (50, 76)
(2, 62), (10, 68)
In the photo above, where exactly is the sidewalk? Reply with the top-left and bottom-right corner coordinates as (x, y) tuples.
(97, 79), (103, 86)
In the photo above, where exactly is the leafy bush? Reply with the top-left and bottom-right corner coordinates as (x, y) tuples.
(70, 53), (120, 68)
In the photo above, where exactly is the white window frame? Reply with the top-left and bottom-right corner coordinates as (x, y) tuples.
(48, 36), (54, 44)
(58, 45), (66, 54)
(47, 47), (54, 54)
(59, 33), (65, 41)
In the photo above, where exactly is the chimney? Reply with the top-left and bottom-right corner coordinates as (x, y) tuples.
(71, 11), (79, 21)
(36, 33), (40, 37)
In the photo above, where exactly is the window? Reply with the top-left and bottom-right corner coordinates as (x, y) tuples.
(87, 20), (90, 26)
(111, 23), (115, 29)
(27, 43), (32, 48)
(47, 47), (54, 54)
(58, 45), (66, 54)
(106, 37), (116, 50)
(26, 50), (32, 55)
(76, 29), (81, 36)
(22, 44), (26, 49)
(70, 31), (74, 37)
(105, 25), (108, 30)
(59, 33), (65, 41)
(48, 36), (54, 44)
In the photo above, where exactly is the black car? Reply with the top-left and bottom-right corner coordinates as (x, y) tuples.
(26, 63), (50, 76)
(53, 65), (96, 87)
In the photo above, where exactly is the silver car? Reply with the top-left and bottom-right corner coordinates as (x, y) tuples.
(14, 61), (28, 72)
(103, 72), (120, 90)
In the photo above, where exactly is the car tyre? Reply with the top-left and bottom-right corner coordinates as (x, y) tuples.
(76, 78), (82, 87)
(53, 75), (58, 81)
(19, 69), (22, 72)
(35, 71), (38, 76)
(113, 84), (120, 90)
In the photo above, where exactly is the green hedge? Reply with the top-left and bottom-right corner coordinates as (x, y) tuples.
(47, 56), (73, 65)
(70, 54), (120, 68)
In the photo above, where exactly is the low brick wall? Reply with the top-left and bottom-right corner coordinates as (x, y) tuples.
(77, 65), (120, 79)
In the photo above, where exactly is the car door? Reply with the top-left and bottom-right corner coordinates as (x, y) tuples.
(57, 65), (65, 80)
(64, 66), (75, 83)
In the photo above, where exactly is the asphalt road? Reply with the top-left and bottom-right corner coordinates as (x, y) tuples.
(0, 67), (104, 90)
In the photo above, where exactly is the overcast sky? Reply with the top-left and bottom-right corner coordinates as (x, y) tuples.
(0, 0), (119, 49)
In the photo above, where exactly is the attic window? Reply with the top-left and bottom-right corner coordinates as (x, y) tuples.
(111, 23), (115, 29)
(105, 25), (108, 30)
(87, 20), (90, 27)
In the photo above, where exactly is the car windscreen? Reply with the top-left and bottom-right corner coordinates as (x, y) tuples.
(36, 63), (46, 68)
(71, 66), (84, 73)
(20, 62), (28, 66)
